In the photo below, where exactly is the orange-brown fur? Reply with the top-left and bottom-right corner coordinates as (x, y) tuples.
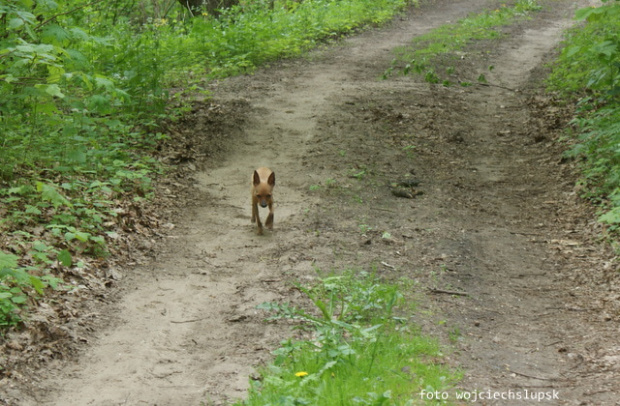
(251, 167), (275, 235)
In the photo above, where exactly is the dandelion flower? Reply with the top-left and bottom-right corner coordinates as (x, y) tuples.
(295, 371), (309, 377)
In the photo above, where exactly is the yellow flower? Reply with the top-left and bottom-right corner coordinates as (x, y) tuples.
(295, 371), (309, 377)
(202, 12), (209, 16)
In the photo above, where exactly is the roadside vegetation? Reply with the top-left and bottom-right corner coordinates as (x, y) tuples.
(546, 0), (620, 236)
(240, 270), (459, 405)
(0, 0), (413, 327)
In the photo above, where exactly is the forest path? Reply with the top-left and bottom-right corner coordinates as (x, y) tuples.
(19, 0), (619, 405)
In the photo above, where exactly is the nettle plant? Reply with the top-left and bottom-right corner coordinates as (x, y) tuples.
(572, 0), (620, 99)
(0, 180), (109, 326)
(0, 2), (170, 179)
(0, 249), (61, 327)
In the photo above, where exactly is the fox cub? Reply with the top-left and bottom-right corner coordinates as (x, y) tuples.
(251, 167), (275, 235)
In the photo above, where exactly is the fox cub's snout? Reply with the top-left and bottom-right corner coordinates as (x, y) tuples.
(251, 167), (275, 235)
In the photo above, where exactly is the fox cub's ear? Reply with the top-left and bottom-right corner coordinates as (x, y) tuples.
(268, 172), (275, 186)
(253, 170), (261, 186)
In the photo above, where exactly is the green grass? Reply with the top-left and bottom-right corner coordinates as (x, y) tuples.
(237, 270), (460, 405)
(385, 0), (542, 85)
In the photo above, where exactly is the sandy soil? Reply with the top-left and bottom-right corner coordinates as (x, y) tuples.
(3, 0), (620, 405)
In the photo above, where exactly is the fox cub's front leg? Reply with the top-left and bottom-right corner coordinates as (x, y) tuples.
(265, 202), (274, 230)
(252, 199), (264, 235)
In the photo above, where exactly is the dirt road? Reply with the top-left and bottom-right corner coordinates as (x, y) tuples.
(10, 0), (620, 404)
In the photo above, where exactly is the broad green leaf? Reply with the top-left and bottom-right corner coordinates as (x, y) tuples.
(94, 76), (115, 90)
(575, 6), (597, 20)
(42, 275), (61, 289)
(29, 276), (46, 294)
(43, 84), (65, 98)
(565, 45), (582, 58)
(33, 0), (59, 13)
(87, 94), (111, 113)
(0, 267), (30, 283)
(593, 40), (617, 58)
(3, 74), (18, 84)
(11, 294), (28, 304)
(47, 65), (65, 84)
(69, 27), (91, 41)
(57, 250), (72, 267)
(66, 148), (87, 164)
(599, 207), (620, 224)
(32, 252), (51, 263)
(13, 8), (36, 23)
(17, 0), (35, 9)
(8, 186), (27, 195)
(75, 232), (90, 242)
(8, 18), (25, 30)
(41, 24), (70, 43)
(17, 43), (54, 55)
(35, 101), (59, 115)
(13, 44), (35, 54)
(0, 251), (19, 271)
(36, 182), (72, 208)
(90, 235), (105, 245)
(32, 241), (49, 252)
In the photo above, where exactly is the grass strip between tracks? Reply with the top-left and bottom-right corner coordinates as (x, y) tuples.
(235, 270), (460, 405)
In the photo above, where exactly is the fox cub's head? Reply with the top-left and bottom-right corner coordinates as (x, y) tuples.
(253, 169), (275, 208)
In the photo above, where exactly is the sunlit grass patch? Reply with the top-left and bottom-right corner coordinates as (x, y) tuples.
(236, 270), (460, 405)
(385, 0), (542, 85)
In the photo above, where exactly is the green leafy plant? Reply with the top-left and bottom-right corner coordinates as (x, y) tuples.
(241, 270), (458, 405)
(547, 0), (619, 98)
(547, 0), (620, 234)
(0, 250), (59, 327)
(359, 223), (373, 234)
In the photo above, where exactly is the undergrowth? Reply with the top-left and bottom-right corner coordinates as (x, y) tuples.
(238, 270), (459, 405)
(1, 0), (413, 327)
(384, 0), (542, 85)
(546, 0), (620, 236)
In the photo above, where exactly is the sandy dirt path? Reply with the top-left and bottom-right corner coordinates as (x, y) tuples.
(11, 0), (620, 405)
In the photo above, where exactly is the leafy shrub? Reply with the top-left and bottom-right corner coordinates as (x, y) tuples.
(0, 250), (59, 326)
(547, 1), (619, 98)
(547, 0), (620, 230)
